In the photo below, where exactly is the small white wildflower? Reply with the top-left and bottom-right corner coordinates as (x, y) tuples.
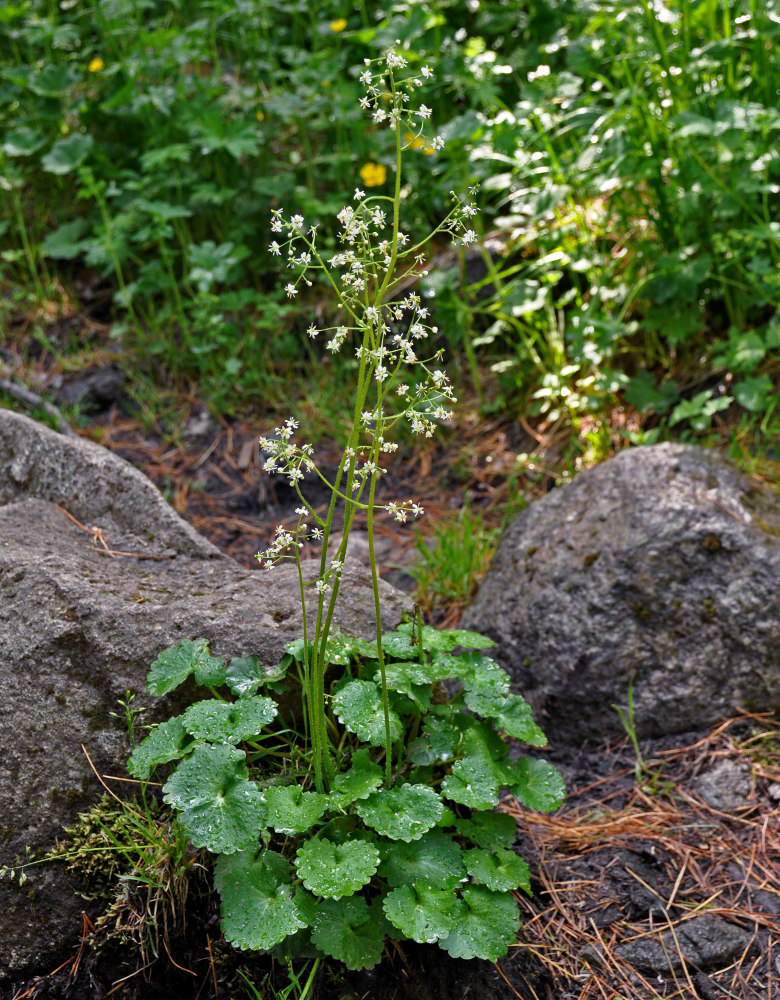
(461, 229), (478, 245)
(285, 283), (297, 297)
(354, 187), (365, 199)
(307, 325), (318, 338)
(396, 383), (409, 395)
(269, 241), (282, 255)
(290, 214), (304, 229)
(417, 104), (432, 120)
(431, 135), (445, 150)
(421, 65), (433, 78)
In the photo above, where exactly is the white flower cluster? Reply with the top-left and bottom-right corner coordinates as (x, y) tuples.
(358, 47), (446, 154)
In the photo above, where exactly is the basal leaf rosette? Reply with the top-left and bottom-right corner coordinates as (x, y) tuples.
(214, 850), (309, 951)
(332, 680), (403, 746)
(311, 897), (385, 970)
(162, 743), (265, 853)
(181, 695), (277, 743)
(440, 885), (520, 961)
(327, 748), (384, 809)
(383, 882), (461, 943)
(356, 784), (443, 842)
(296, 838), (380, 898)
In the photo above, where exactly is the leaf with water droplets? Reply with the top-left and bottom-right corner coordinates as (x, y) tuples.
(296, 838), (380, 898)
(379, 831), (464, 889)
(163, 743), (265, 853)
(454, 811), (517, 851)
(128, 714), (189, 780)
(383, 882), (462, 943)
(263, 784), (327, 835)
(464, 847), (531, 894)
(214, 849), (307, 951)
(327, 749), (383, 809)
(311, 896), (385, 970)
(332, 680), (403, 746)
(182, 695), (277, 743)
(509, 757), (566, 813)
(440, 886), (519, 960)
(356, 784), (442, 842)
(147, 639), (226, 695)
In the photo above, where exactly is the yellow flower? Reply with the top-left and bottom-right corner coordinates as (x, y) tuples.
(359, 162), (387, 188)
(330, 18), (347, 32)
(88, 57), (104, 73)
(256, 110), (265, 121)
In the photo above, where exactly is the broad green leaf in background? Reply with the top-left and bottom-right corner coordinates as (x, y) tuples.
(181, 695), (277, 743)
(214, 850), (307, 951)
(295, 838), (380, 898)
(439, 886), (520, 961)
(41, 219), (90, 260)
(127, 714), (189, 780)
(311, 896), (385, 970)
(454, 811), (517, 851)
(41, 134), (94, 175)
(357, 784), (443, 842)
(225, 653), (289, 696)
(2, 127), (46, 157)
(163, 743), (265, 853)
(147, 639), (226, 695)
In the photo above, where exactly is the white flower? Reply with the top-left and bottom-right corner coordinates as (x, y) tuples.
(396, 383), (409, 395)
(528, 64), (551, 82)
(421, 66), (433, 78)
(360, 71), (372, 85)
(461, 229), (478, 245)
(417, 104), (432, 120)
(307, 325), (318, 338)
(285, 283), (297, 297)
(354, 188), (365, 200)
(269, 241), (282, 255)
(431, 135), (445, 150)
(290, 214), (304, 230)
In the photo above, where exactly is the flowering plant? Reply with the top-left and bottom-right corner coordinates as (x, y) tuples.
(128, 49), (563, 978)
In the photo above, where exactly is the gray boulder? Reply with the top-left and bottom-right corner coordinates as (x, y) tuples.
(463, 443), (780, 743)
(0, 409), (410, 981)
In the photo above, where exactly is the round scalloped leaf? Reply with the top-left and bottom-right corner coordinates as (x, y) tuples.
(147, 639), (226, 695)
(492, 694), (548, 746)
(454, 811), (517, 851)
(379, 831), (465, 889)
(383, 882), (461, 943)
(214, 849), (306, 951)
(328, 749), (383, 809)
(407, 714), (461, 766)
(439, 886), (520, 961)
(162, 743), (265, 854)
(464, 848), (531, 894)
(225, 655), (289, 697)
(263, 784), (327, 835)
(395, 623), (495, 652)
(332, 680), (403, 746)
(509, 757), (566, 813)
(356, 784), (443, 842)
(182, 695), (277, 743)
(311, 896), (385, 970)
(296, 838), (380, 898)
(440, 756), (501, 811)
(128, 715), (189, 780)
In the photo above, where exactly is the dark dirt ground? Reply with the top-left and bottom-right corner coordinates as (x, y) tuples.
(3, 376), (780, 1000)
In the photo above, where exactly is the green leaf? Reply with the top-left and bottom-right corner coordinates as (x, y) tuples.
(486, 694), (548, 746)
(182, 695), (277, 743)
(383, 882), (461, 943)
(454, 811), (517, 851)
(733, 374), (774, 412)
(214, 850), (307, 951)
(41, 134), (93, 175)
(225, 654), (288, 696)
(42, 219), (90, 260)
(440, 725), (512, 810)
(163, 743), (265, 853)
(440, 886), (520, 961)
(379, 831), (465, 889)
(464, 848), (531, 894)
(509, 758), (566, 813)
(311, 897), (385, 970)
(332, 680), (403, 746)
(407, 714), (461, 766)
(263, 785), (327, 835)
(296, 838), (380, 898)
(327, 749), (383, 809)
(624, 371), (679, 415)
(357, 784), (443, 842)
(2, 127), (46, 157)
(394, 623), (494, 652)
(28, 64), (79, 96)
(147, 639), (226, 695)
(127, 715), (189, 780)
